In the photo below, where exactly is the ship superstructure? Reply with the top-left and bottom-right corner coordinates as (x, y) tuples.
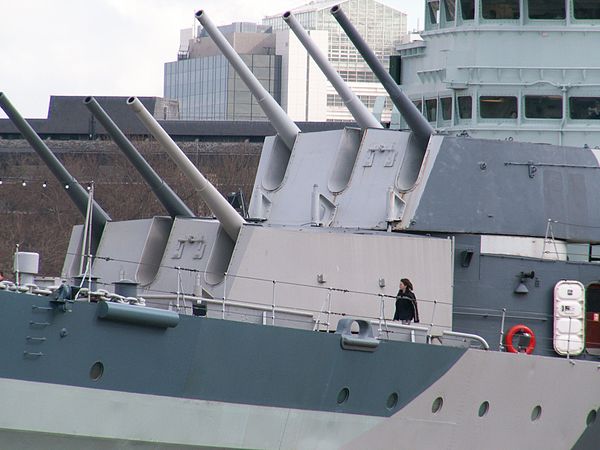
(395, 0), (600, 147)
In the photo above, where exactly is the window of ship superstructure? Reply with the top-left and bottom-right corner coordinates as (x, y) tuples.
(569, 97), (600, 120)
(460, 0), (475, 19)
(426, 99), (438, 122)
(574, 0), (600, 19)
(444, 0), (456, 21)
(457, 96), (472, 119)
(482, 0), (520, 19)
(428, 0), (441, 24)
(480, 96), (518, 118)
(389, 55), (402, 84)
(413, 100), (423, 113)
(440, 97), (452, 120)
(528, 0), (565, 19)
(524, 96), (563, 119)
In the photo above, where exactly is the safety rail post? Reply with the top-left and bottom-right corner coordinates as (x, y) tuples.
(326, 288), (333, 332)
(499, 308), (507, 351)
(222, 272), (227, 320)
(271, 280), (276, 326)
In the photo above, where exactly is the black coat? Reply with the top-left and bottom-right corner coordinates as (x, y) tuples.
(393, 289), (419, 322)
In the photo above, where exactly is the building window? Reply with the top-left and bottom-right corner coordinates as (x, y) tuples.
(444, 0), (456, 21)
(569, 97), (600, 120)
(482, 0), (520, 19)
(440, 97), (452, 120)
(574, 0), (600, 19)
(460, 0), (475, 19)
(480, 96), (518, 118)
(524, 95), (563, 119)
(528, 0), (565, 19)
(425, 99), (437, 122)
(457, 96), (472, 119)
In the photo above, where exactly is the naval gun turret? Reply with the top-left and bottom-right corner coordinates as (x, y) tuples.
(331, 5), (434, 152)
(84, 96), (195, 219)
(282, 11), (382, 130)
(0, 92), (111, 255)
(127, 96), (244, 242)
(195, 10), (300, 153)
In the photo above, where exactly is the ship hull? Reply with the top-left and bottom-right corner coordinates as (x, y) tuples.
(0, 290), (599, 449)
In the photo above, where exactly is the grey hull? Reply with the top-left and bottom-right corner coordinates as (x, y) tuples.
(0, 290), (599, 448)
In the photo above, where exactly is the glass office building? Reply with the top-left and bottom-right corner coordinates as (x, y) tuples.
(264, 0), (407, 121)
(164, 0), (406, 122)
(164, 22), (281, 121)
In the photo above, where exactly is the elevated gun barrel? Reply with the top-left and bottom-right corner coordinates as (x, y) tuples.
(331, 5), (434, 148)
(0, 92), (110, 241)
(195, 10), (300, 151)
(283, 11), (382, 130)
(84, 97), (195, 219)
(127, 97), (245, 241)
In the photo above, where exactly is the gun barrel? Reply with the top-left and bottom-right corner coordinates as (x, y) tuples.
(283, 11), (382, 130)
(127, 96), (245, 241)
(84, 97), (195, 219)
(330, 5), (434, 147)
(0, 92), (110, 242)
(195, 10), (300, 151)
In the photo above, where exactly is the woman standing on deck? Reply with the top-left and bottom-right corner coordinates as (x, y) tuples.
(393, 278), (419, 325)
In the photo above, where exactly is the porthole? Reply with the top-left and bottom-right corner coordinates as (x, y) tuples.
(89, 361), (104, 381)
(337, 387), (349, 404)
(432, 396), (444, 414)
(386, 392), (399, 410)
(478, 401), (490, 417)
(587, 409), (597, 426)
(531, 405), (542, 422)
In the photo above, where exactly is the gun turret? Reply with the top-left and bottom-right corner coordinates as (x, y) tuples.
(84, 97), (195, 219)
(330, 5), (434, 150)
(283, 11), (382, 130)
(0, 92), (110, 250)
(127, 97), (245, 241)
(195, 10), (300, 151)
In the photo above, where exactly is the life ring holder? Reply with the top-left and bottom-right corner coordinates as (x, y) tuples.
(505, 324), (536, 354)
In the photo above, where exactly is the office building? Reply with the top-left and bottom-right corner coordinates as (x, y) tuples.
(164, 0), (407, 122)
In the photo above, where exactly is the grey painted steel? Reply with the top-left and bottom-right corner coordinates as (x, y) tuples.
(400, 136), (600, 241)
(195, 10), (301, 151)
(0, 92), (110, 248)
(84, 97), (195, 219)
(283, 11), (382, 130)
(0, 291), (463, 417)
(127, 97), (245, 241)
(97, 300), (179, 328)
(0, 289), (599, 448)
(330, 5), (434, 148)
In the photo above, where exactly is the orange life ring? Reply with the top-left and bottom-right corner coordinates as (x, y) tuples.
(505, 324), (536, 354)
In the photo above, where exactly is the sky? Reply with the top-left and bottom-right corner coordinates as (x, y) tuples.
(0, 0), (423, 119)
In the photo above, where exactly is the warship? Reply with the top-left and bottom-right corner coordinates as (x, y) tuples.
(0, 3), (599, 449)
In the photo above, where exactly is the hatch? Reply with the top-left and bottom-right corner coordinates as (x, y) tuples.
(553, 280), (585, 356)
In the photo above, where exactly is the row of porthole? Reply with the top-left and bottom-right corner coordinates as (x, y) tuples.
(430, 396), (598, 427)
(92, 367), (599, 428)
(336, 387), (598, 427)
(336, 387), (400, 410)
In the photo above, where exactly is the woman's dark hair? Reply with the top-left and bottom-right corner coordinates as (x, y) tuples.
(401, 278), (413, 291)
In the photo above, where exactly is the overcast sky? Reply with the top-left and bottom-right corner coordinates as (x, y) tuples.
(0, 0), (423, 119)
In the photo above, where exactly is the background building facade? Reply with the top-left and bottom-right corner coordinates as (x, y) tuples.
(164, 0), (408, 122)
(164, 23), (281, 121)
(264, 0), (407, 122)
